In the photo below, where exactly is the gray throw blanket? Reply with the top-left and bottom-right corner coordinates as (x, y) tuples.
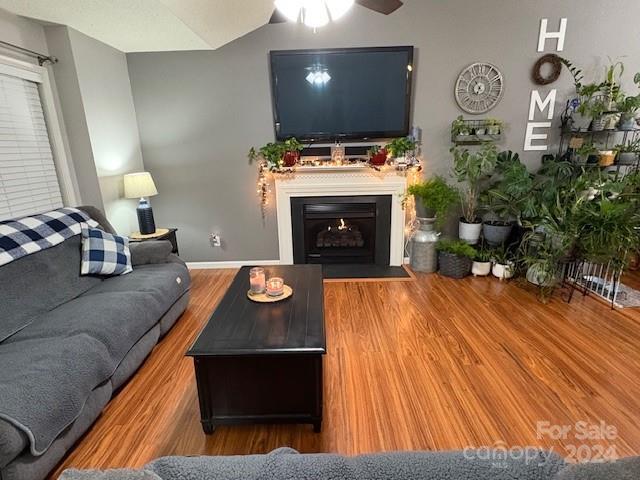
(0, 334), (113, 455)
(59, 449), (640, 480)
(147, 448), (565, 480)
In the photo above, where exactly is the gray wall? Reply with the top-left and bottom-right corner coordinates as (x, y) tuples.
(44, 26), (105, 210)
(46, 26), (145, 232)
(127, 0), (640, 262)
(64, 27), (145, 234)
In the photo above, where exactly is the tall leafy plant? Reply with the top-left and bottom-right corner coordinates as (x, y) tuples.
(451, 143), (498, 223)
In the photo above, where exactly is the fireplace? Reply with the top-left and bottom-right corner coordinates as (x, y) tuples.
(291, 196), (391, 265)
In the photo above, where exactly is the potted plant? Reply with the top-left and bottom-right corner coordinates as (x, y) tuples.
(486, 118), (503, 136)
(471, 246), (492, 277)
(367, 145), (388, 166)
(387, 137), (416, 163)
(598, 150), (616, 167)
(481, 151), (532, 246)
(407, 177), (458, 227)
(451, 115), (472, 142)
(436, 239), (476, 279)
(282, 137), (304, 167)
(587, 97), (608, 131)
(248, 142), (286, 170)
(491, 246), (515, 280)
(573, 142), (598, 165)
(615, 140), (640, 165)
(617, 72), (640, 130)
(452, 143), (498, 244)
(248, 137), (303, 170)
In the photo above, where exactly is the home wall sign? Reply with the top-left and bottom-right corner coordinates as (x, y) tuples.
(524, 18), (567, 151)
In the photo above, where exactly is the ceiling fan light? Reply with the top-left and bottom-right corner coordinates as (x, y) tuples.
(302, 0), (330, 28)
(325, 0), (354, 20)
(274, 0), (303, 22)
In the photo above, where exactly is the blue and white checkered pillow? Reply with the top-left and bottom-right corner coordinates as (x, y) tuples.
(80, 227), (132, 276)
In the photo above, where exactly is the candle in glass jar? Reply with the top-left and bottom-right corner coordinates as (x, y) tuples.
(266, 277), (284, 297)
(249, 267), (266, 294)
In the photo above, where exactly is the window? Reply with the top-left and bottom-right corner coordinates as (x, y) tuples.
(0, 72), (62, 219)
(0, 56), (78, 221)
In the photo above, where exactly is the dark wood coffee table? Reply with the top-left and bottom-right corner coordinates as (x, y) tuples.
(187, 264), (326, 434)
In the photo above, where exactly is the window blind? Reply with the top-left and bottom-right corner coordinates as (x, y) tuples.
(0, 72), (62, 221)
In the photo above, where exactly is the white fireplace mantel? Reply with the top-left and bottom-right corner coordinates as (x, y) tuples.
(274, 167), (408, 266)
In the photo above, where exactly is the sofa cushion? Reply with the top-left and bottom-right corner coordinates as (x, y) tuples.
(0, 235), (101, 342)
(83, 262), (190, 305)
(0, 335), (113, 455)
(0, 418), (27, 469)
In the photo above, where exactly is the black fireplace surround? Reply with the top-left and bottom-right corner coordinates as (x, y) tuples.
(291, 196), (392, 265)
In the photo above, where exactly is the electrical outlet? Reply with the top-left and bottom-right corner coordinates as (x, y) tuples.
(209, 233), (221, 247)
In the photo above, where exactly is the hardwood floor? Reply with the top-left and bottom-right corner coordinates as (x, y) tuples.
(49, 269), (640, 477)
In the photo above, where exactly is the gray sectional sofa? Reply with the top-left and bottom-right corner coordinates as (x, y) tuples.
(59, 448), (640, 480)
(0, 207), (191, 480)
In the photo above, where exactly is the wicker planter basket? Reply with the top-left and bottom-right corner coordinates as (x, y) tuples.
(438, 251), (472, 279)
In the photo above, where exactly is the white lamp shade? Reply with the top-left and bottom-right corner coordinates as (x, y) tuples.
(124, 172), (158, 199)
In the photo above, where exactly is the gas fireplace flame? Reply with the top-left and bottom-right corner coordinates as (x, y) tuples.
(338, 218), (347, 231)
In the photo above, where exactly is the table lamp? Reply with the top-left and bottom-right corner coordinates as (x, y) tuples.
(124, 172), (158, 235)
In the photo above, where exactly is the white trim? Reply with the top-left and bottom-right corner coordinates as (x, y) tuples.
(0, 54), (80, 206)
(187, 259), (281, 270)
(274, 170), (407, 266)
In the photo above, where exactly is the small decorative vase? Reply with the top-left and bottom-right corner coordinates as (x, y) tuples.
(409, 218), (439, 273)
(472, 261), (491, 277)
(459, 219), (482, 245)
(282, 151), (299, 167)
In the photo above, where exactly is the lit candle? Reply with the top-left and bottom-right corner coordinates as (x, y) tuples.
(249, 267), (266, 294)
(266, 277), (284, 297)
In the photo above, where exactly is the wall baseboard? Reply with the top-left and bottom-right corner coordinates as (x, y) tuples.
(186, 259), (281, 269)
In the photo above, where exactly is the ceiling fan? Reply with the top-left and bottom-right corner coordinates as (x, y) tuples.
(269, 0), (403, 28)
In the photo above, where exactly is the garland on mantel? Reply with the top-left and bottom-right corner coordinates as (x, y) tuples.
(256, 158), (423, 226)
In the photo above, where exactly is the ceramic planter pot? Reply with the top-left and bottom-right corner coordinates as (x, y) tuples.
(438, 252), (471, 279)
(599, 151), (616, 167)
(414, 197), (436, 220)
(487, 126), (501, 135)
(617, 152), (638, 165)
(282, 151), (300, 167)
(475, 128), (487, 136)
(526, 264), (556, 287)
(472, 261), (491, 277)
(571, 112), (591, 132)
(492, 262), (514, 280)
(459, 218), (482, 245)
(603, 113), (620, 130)
(591, 117), (606, 132)
(482, 221), (513, 246)
(619, 114), (637, 131)
(369, 150), (388, 166)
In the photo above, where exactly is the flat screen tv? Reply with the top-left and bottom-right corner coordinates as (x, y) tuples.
(270, 46), (414, 142)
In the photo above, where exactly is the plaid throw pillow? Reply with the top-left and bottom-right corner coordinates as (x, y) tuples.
(81, 227), (133, 276)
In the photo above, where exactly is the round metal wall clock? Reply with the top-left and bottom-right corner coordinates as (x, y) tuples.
(455, 63), (504, 114)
